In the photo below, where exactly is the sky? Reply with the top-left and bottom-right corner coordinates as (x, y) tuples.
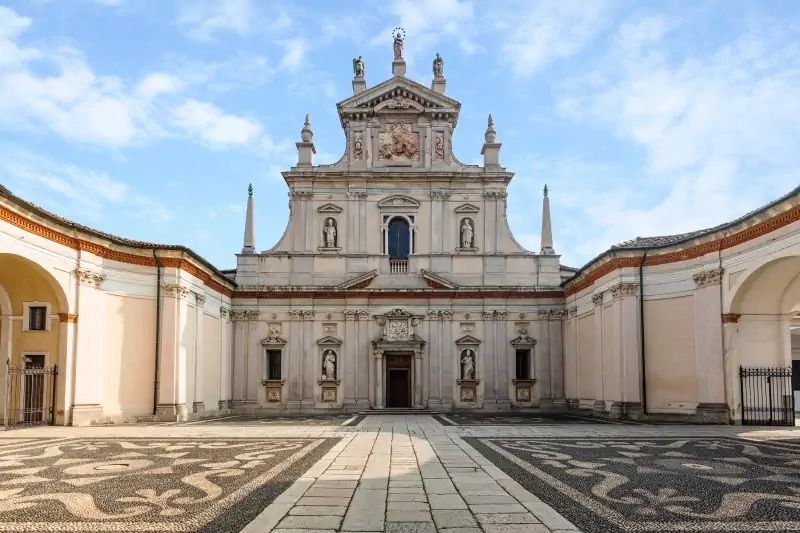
(1, 0), (799, 270)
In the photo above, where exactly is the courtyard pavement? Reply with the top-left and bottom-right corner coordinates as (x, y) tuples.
(1, 414), (799, 532)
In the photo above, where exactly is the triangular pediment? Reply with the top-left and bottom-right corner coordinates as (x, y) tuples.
(338, 77), (461, 124)
(455, 334), (481, 346)
(335, 269), (377, 290)
(317, 335), (343, 346)
(454, 203), (480, 214)
(420, 269), (458, 289)
(318, 203), (343, 214)
(260, 335), (287, 346)
(377, 195), (420, 209)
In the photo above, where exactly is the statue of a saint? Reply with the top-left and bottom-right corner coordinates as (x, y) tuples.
(460, 218), (474, 248)
(324, 218), (337, 248)
(322, 350), (336, 380)
(352, 56), (365, 77)
(432, 53), (443, 77)
(353, 132), (363, 159)
(393, 29), (404, 59)
(461, 350), (475, 380)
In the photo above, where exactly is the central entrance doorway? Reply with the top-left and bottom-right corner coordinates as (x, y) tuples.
(386, 353), (412, 408)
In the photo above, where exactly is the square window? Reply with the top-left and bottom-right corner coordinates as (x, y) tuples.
(28, 307), (47, 331)
(267, 350), (282, 380)
(515, 349), (531, 379)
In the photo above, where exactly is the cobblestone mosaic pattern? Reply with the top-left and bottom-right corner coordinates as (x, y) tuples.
(465, 437), (800, 532)
(188, 414), (364, 426)
(436, 413), (606, 426)
(0, 437), (337, 532)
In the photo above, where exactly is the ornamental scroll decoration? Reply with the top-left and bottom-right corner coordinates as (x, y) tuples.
(76, 268), (106, 289)
(693, 268), (724, 287)
(378, 123), (420, 161)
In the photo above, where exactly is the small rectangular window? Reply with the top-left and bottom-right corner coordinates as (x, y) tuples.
(267, 350), (282, 380)
(515, 349), (530, 379)
(28, 307), (47, 331)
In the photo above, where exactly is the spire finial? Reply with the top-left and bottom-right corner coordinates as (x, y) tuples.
(301, 114), (313, 142)
(543, 184), (548, 197)
(485, 114), (496, 143)
(248, 183), (253, 197)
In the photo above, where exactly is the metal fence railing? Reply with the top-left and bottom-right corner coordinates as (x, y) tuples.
(740, 366), (795, 426)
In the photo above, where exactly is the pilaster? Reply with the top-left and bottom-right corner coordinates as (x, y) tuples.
(192, 293), (206, 413)
(611, 282), (642, 414)
(441, 310), (454, 405)
(72, 269), (108, 425)
(426, 310), (441, 407)
(592, 292), (605, 410)
(357, 310), (370, 405)
(482, 311), (496, 402)
(536, 310), (552, 399)
(301, 310), (315, 406)
(155, 283), (190, 422)
(692, 268), (726, 410)
(495, 311), (509, 404)
(344, 311), (357, 405)
(288, 310), (303, 406)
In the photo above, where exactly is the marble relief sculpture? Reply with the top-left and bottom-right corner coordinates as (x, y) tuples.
(321, 350), (337, 380)
(378, 123), (420, 161)
(461, 349), (475, 380)
(353, 132), (364, 160)
(461, 218), (474, 248)
(323, 218), (337, 247)
(435, 132), (444, 160)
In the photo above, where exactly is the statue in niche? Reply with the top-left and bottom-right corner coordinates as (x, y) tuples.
(321, 350), (337, 380)
(460, 218), (474, 248)
(352, 56), (365, 77)
(432, 53), (444, 77)
(435, 132), (444, 160)
(353, 132), (364, 160)
(323, 218), (337, 248)
(461, 349), (475, 380)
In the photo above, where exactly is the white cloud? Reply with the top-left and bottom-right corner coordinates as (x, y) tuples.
(549, 15), (800, 265)
(0, 147), (172, 224)
(135, 73), (183, 99)
(279, 38), (309, 73)
(498, 0), (615, 77)
(172, 100), (262, 148)
(177, 0), (253, 41)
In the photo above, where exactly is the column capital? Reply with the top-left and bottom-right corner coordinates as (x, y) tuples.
(550, 310), (568, 320)
(344, 310), (358, 321)
(194, 293), (207, 306)
(693, 268), (724, 287)
(220, 307), (230, 319)
(591, 293), (603, 306)
(357, 310), (370, 320)
(569, 306), (578, 318)
(537, 309), (550, 320)
(610, 283), (638, 300)
(374, 349), (384, 358)
(76, 268), (106, 289)
(162, 283), (188, 299)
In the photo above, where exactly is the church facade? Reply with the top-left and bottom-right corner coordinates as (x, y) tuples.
(1, 35), (798, 425)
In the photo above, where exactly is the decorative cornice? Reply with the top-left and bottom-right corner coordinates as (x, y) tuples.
(592, 293), (603, 306)
(76, 268), (106, 289)
(230, 310), (259, 321)
(722, 313), (741, 324)
(0, 205), (235, 297)
(610, 283), (638, 300)
(564, 200), (800, 297)
(57, 313), (78, 323)
(163, 283), (189, 299)
(693, 268), (724, 287)
(232, 288), (565, 300)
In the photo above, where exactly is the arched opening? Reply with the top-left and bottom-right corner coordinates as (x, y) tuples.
(387, 217), (410, 259)
(0, 254), (69, 426)
(729, 255), (800, 424)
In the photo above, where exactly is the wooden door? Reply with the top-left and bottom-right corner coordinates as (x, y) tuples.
(387, 369), (410, 407)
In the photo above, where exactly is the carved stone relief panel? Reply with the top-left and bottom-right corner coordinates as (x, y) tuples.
(434, 131), (444, 160)
(353, 131), (364, 160)
(378, 123), (420, 161)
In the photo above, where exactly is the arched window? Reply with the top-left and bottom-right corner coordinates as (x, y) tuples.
(387, 217), (410, 259)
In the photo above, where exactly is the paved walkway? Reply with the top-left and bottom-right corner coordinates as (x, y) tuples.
(243, 416), (580, 533)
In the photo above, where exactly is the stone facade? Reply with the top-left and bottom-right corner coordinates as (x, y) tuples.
(231, 39), (566, 413)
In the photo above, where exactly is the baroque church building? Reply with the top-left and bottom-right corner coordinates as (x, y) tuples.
(1, 35), (798, 426)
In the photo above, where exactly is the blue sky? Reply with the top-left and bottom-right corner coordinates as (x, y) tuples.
(1, 0), (798, 270)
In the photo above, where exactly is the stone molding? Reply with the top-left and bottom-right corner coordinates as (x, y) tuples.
(693, 268), (724, 287)
(592, 293), (603, 306)
(291, 190), (313, 199)
(162, 283), (189, 299)
(537, 310), (549, 320)
(549, 310), (569, 320)
(357, 310), (369, 320)
(76, 268), (106, 289)
(722, 313), (741, 324)
(610, 283), (638, 300)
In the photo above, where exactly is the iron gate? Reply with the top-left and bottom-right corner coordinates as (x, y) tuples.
(740, 366), (795, 426)
(4, 364), (57, 428)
